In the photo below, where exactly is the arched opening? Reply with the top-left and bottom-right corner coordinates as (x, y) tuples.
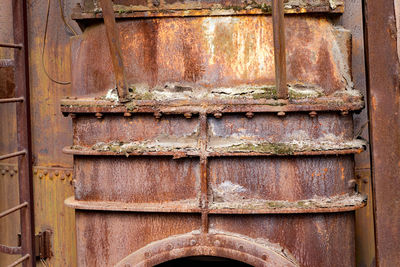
(155, 256), (253, 267)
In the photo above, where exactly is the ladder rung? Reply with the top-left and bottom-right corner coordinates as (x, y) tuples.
(7, 254), (30, 267)
(0, 43), (23, 49)
(0, 244), (22, 255)
(0, 150), (26, 161)
(0, 97), (24, 104)
(0, 202), (28, 219)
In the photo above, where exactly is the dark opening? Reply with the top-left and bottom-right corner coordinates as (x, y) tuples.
(155, 256), (253, 267)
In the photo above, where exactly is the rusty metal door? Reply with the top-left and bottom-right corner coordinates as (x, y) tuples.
(60, 0), (370, 266)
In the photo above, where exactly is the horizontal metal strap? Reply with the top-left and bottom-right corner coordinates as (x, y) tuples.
(0, 43), (23, 49)
(0, 202), (28, 219)
(0, 150), (26, 161)
(7, 254), (30, 267)
(0, 97), (24, 104)
(0, 244), (22, 255)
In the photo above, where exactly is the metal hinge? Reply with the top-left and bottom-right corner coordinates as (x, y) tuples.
(18, 230), (52, 259)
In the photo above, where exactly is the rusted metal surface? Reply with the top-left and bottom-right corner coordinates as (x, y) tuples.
(0, 244), (22, 255)
(70, 16), (353, 97)
(364, 0), (400, 266)
(98, 0), (130, 102)
(75, 0), (344, 21)
(272, 0), (287, 99)
(0, 202), (28, 219)
(339, 0), (376, 265)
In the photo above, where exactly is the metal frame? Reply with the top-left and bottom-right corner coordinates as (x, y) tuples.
(363, 0), (400, 265)
(0, 0), (36, 266)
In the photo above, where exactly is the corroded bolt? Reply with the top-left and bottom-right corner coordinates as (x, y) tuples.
(70, 113), (77, 119)
(190, 239), (196, 246)
(214, 112), (223, 119)
(184, 113), (192, 119)
(309, 111), (317, 118)
(277, 111), (286, 117)
(262, 254), (268, 260)
(154, 112), (162, 119)
(348, 179), (357, 189)
(238, 245), (244, 251)
(245, 112), (254, 119)
(123, 112), (132, 117)
(341, 110), (349, 116)
(95, 112), (103, 119)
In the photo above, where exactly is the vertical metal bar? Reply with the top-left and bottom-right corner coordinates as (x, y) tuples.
(272, 0), (288, 99)
(12, 0), (36, 266)
(199, 113), (209, 233)
(363, 0), (400, 265)
(98, 0), (130, 102)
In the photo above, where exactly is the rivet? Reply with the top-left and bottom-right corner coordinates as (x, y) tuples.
(66, 172), (71, 177)
(95, 112), (103, 119)
(309, 111), (317, 118)
(13, 167), (18, 173)
(262, 254), (268, 260)
(39, 173), (44, 179)
(33, 170), (38, 175)
(1, 170), (5, 175)
(245, 112), (254, 119)
(9, 170), (14, 176)
(61, 175), (65, 180)
(70, 113), (77, 119)
(44, 171), (48, 175)
(5, 167), (9, 172)
(214, 240), (221, 247)
(144, 252), (150, 258)
(348, 179), (357, 189)
(363, 178), (368, 184)
(65, 96), (70, 99)
(277, 111), (286, 117)
(154, 112), (162, 119)
(71, 179), (76, 186)
(341, 110), (349, 116)
(214, 112), (223, 119)
(123, 112), (132, 117)
(184, 113), (192, 119)
(55, 171), (59, 176)
(238, 245), (244, 250)
(190, 239), (196, 246)
(167, 244), (173, 250)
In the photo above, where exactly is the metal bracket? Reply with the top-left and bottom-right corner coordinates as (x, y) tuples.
(18, 230), (52, 259)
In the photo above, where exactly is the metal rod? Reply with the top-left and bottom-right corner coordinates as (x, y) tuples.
(0, 42), (23, 49)
(0, 150), (26, 161)
(98, 0), (130, 102)
(0, 244), (22, 255)
(7, 254), (30, 267)
(0, 202), (28, 219)
(13, 0), (36, 266)
(0, 97), (24, 104)
(272, 0), (288, 99)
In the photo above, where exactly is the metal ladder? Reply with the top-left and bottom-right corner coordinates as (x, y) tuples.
(0, 0), (35, 266)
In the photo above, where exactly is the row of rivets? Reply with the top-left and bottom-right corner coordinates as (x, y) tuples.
(0, 166), (18, 176)
(66, 110), (351, 119)
(33, 169), (73, 183)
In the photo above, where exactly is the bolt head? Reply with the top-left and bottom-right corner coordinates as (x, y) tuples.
(277, 111), (286, 117)
(123, 112), (132, 117)
(95, 112), (103, 119)
(184, 113), (192, 119)
(214, 112), (223, 119)
(309, 111), (317, 118)
(245, 112), (254, 119)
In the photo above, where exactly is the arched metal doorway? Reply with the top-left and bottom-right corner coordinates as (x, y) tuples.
(115, 233), (299, 267)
